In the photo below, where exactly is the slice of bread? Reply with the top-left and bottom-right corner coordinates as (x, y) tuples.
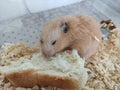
(0, 44), (88, 90)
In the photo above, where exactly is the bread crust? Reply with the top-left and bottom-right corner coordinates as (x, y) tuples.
(5, 69), (83, 90)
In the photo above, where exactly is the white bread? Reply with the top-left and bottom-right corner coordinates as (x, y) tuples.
(0, 43), (88, 90)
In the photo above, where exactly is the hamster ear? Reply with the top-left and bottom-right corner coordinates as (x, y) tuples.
(60, 22), (68, 33)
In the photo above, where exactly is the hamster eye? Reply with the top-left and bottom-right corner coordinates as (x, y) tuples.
(52, 40), (56, 45)
(40, 40), (43, 44)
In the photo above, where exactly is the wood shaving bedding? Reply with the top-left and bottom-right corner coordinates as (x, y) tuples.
(84, 28), (120, 90)
(0, 28), (120, 90)
(0, 43), (40, 66)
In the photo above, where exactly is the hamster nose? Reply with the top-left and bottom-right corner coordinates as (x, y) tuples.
(42, 49), (53, 57)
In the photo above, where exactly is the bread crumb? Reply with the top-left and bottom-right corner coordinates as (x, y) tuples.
(32, 85), (39, 90)
(15, 87), (27, 90)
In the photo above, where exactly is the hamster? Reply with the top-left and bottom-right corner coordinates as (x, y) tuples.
(40, 14), (102, 59)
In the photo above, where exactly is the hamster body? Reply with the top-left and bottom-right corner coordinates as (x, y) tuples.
(40, 14), (102, 59)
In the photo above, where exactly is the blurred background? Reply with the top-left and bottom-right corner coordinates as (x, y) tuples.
(0, 0), (82, 21)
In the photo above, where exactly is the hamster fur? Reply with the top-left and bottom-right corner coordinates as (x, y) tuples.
(40, 14), (102, 59)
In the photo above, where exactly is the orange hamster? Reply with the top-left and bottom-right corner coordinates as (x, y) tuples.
(40, 14), (102, 59)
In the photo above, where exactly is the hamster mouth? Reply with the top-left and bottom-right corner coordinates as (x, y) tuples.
(62, 47), (72, 54)
(65, 47), (72, 50)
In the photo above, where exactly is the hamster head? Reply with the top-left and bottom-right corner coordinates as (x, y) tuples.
(40, 19), (72, 57)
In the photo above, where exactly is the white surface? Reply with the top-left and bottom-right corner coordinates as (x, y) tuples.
(0, 0), (27, 21)
(25, 0), (82, 13)
(0, 0), (82, 21)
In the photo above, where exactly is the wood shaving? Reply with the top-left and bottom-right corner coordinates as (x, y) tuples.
(84, 28), (120, 90)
